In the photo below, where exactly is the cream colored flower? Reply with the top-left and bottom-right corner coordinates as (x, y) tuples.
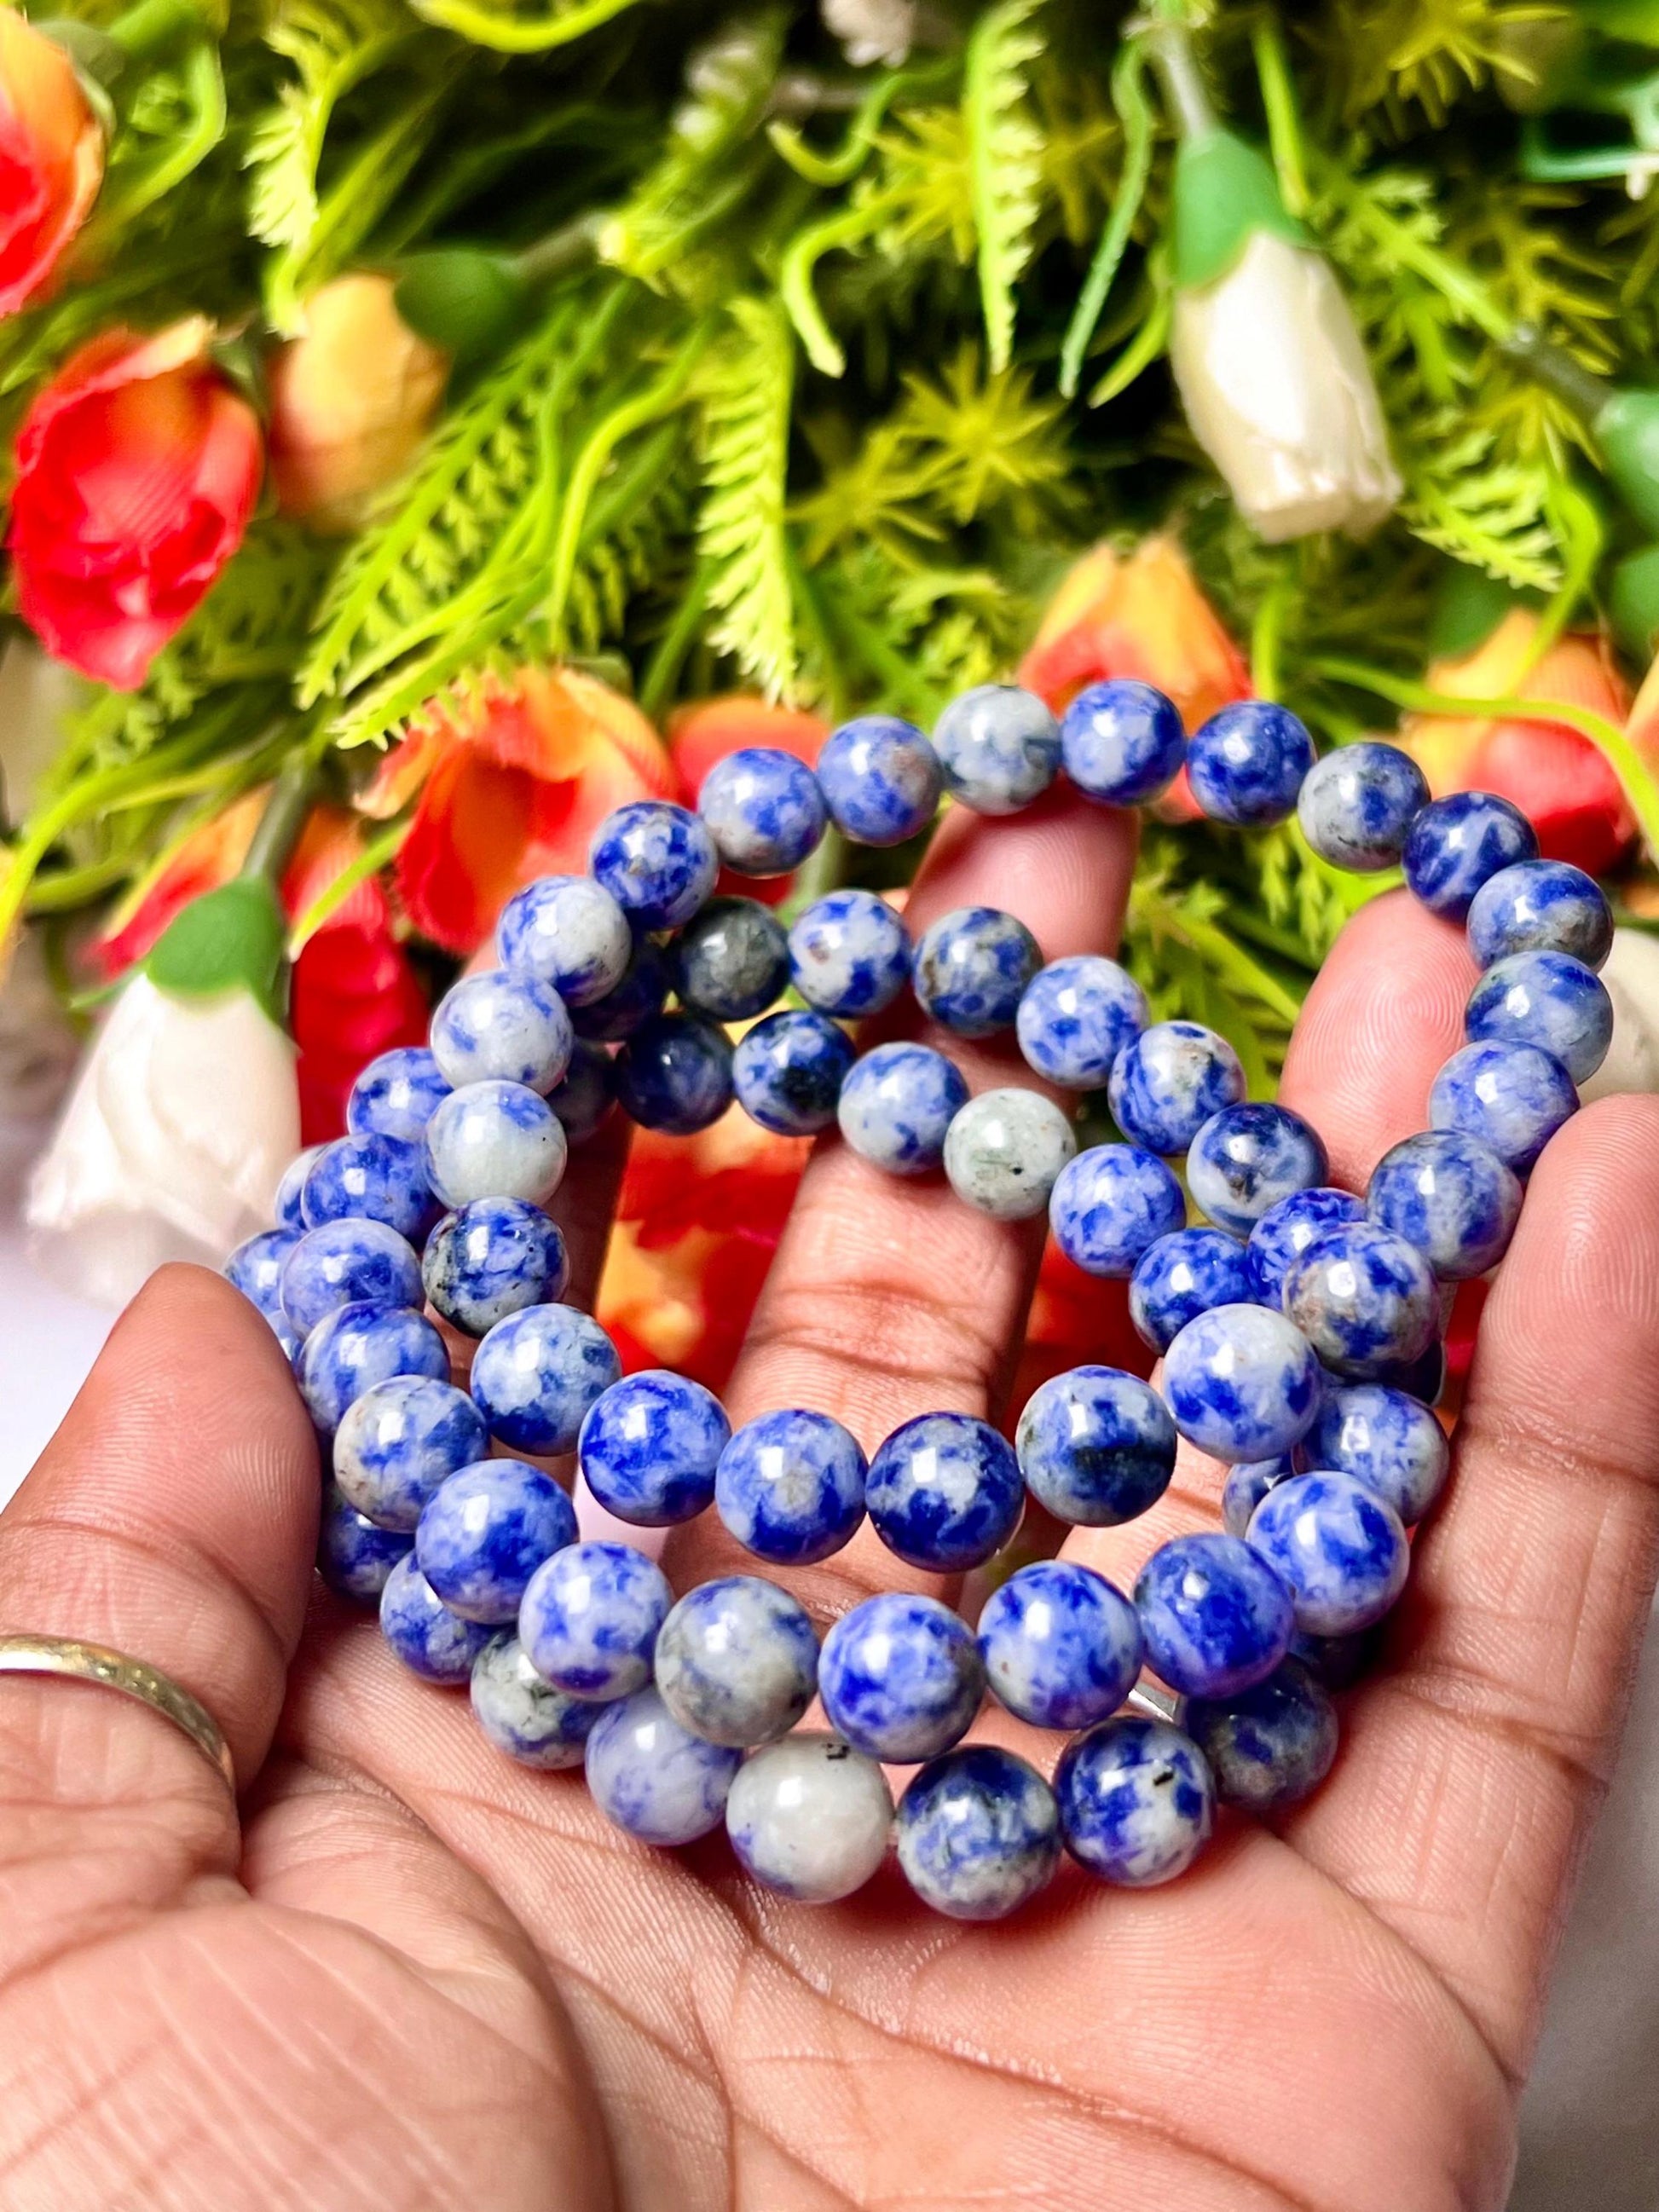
(1581, 928), (1659, 1103)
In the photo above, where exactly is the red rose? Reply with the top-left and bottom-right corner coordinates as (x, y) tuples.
(0, 12), (102, 315)
(9, 319), (263, 689)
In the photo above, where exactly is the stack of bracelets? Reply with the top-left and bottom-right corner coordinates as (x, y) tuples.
(223, 678), (1616, 1920)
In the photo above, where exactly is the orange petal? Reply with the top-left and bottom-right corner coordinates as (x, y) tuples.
(95, 786), (265, 974)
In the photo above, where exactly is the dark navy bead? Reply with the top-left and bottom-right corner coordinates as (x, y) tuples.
(787, 888), (910, 1016)
(912, 906), (1041, 1037)
(280, 1218), (422, 1335)
(1367, 1335), (1447, 1407)
(1015, 1364), (1176, 1525)
(715, 1407), (867, 1564)
(1187, 701), (1315, 827)
(333, 1374), (488, 1531)
(653, 1576), (818, 1747)
(978, 1561), (1142, 1730)
(697, 746), (827, 875)
(1281, 1221), (1438, 1379)
(816, 713), (942, 845)
(1220, 1456), (1297, 1538)
(932, 684), (1061, 813)
(275, 1145), (324, 1230)
(835, 1040), (968, 1175)
(421, 1196), (569, 1337)
(1465, 948), (1613, 1084)
(297, 1302), (448, 1433)
(1108, 1019), (1244, 1153)
(1247, 1470), (1408, 1635)
(1288, 1624), (1382, 1691)
(317, 1479), (412, 1603)
(1185, 1660), (1338, 1811)
(497, 874), (633, 1005)
(423, 1079), (567, 1210)
(1296, 742), (1428, 871)
(546, 1040), (616, 1145)
(470, 1302), (621, 1455)
(1304, 1382), (1449, 1524)
(1015, 954), (1147, 1089)
(670, 898), (789, 1021)
(1135, 1530), (1294, 1697)
(1162, 1302), (1321, 1463)
(1429, 1038), (1577, 1175)
(579, 1370), (731, 1527)
(470, 1634), (603, 1770)
(1049, 1142), (1186, 1278)
(379, 1554), (494, 1684)
(518, 1539), (672, 1698)
(1188, 1101), (1328, 1238)
(1466, 858), (1613, 973)
(584, 1687), (742, 1845)
(1055, 1715), (1215, 1886)
(731, 1010), (854, 1135)
(223, 1227), (298, 1320)
(1129, 1227), (1254, 1354)
(589, 800), (718, 928)
(347, 1047), (451, 1146)
(430, 968), (574, 1094)
(1367, 1129), (1522, 1279)
(615, 1012), (734, 1135)
(1059, 678), (1186, 806)
(866, 1412), (1023, 1571)
(818, 1592), (985, 1763)
(1402, 790), (1538, 921)
(1245, 1187), (1366, 1308)
(302, 1131), (436, 1243)
(897, 1747), (1061, 1920)
(568, 939), (669, 1042)
(415, 1458), (577, 1624)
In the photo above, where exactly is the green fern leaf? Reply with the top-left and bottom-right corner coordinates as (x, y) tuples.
(962, 0), (1046, 373)
(697, 297), (799, 702)
(245, 0), (417, 257)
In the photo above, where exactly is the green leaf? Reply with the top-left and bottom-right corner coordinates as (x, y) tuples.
(697, 297), (799, 702)
(963, 0), (1045, 373)
(404, 0), (645, 50)
(145, 878), (287, 1023)
(244, 0), (418, 257)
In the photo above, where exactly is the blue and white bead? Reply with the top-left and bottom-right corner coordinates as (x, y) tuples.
(835, 1041), (968, 1175)
(1246, 1470), (1408, 1636)
(1402, 790), (1538, 921)
(546, 1040), (616, 1144)
(1055, 1715), (1215, 1886)
(470, 1634), (602, 1770)
(1186, 701), (1315, 827)
(569, 940), (668, 1042)
(517, 1539), (672, 1698)
(1129, 1227), (1254, 1354)
(896, 1747), (1061, 1920)
(1428, 1038), (1577, 1175)
(818, 1592), (985, 1763)
(913, 905), (1041, 1037)
(1464, 949), (1613, 1085)
(978, 1560), (1142, 1730)
(1161, 1302), (1321, 1463)
(347, 1047), (451, 1144)
(1220, 1456), (1296, 1539)
(1245, 1187), (1366, 1309)
(943, 1086), (1077, 1221)
(1015, 954), (1147, 1089)
(715, 1406), (866, 1563)
(1059, 678), (1186, 806)
(932, 684), (1061, 813)
(275, 1145), (324, 1229)
(865, 1411), (1023, 1572)
(422, 1196), (569, 1337)
(725, 1734), (893, 1903)
(670, 898), (789, 1022)
(379, 1554), (494, 1683)
(815, 714), (941, 846)
(430, 968), (574, 1095)
(424, 1080), (567, 1209)
(498, 873), (633, 1004)
(415, 1458), (577, 1624)
(317, 1479), (412, 1602)
(1108, 1019), (1245, 1155)
(1185, 1659), (1338, 1811)
(788, 888), (910, 1016)
(1135, 1530), (1294, 1697)
(1465, 858), (1613, 973)
(1049, 1142), (1186, 1277)
(731, 1010), (854, 1135)
(1304, 1382), (1450, 1525)
(615, 1012), (734, 1135)
(302, 1132), (435, 1243)
(583, 1687), (742, 1845)
(224, 1226), (298, 1322)
(1281, 1220), (1438, 1379)
(589, 800), (717, 928)
(296, 1302), (448, 1434)
(1296, 741), (1428, 871)
(653, 1575), (818, 1747)
(333, 1374), (488, 1531)
(1188, 1102), (1328, 1238)
(469, 1303), (622, 1455)
(697, 746), (827, 875)
(280, 1218), (422, 1335)
(1367, 1129), (1522, 1279)
(579, 1370), (731, 1527)
(1014, 1364), (1176, 1526)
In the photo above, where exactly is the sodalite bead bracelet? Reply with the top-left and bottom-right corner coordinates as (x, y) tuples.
(224, 677), (1622, 1921)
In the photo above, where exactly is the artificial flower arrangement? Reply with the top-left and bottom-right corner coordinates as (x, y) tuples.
(1, 0), (1659, 1393)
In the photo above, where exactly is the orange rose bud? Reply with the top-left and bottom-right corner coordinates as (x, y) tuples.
(1019, 537), (1252, 730)
(0, 10), (103, 315)
(668, 694), (830, 800)
(268, 273), (448, 532)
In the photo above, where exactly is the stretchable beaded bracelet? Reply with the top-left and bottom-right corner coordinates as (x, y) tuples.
(224, 677), (1617, 1920)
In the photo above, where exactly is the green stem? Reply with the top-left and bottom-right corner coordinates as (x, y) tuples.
(1519, 474), (1603, 679)
(289, 818), (410, 953)
(512, 211), (605, 287)
(240, 758), (314, 885)
(639, 561), (712, 720)
(408, 0), (644, 52)
(1251, 573), (1292, 702)
(1251, 12), (1310, 217)
(780, 194), (897, 378)
(1060, 39), (1154, 398)
(1145, 9), (1217, 140)
(80, 37), (224, 248)
(1130, 879), (1306, 1025)
(105, 0), (207, 57)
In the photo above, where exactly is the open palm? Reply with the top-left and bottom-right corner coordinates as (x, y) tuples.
(0, 791), (1655, 2212)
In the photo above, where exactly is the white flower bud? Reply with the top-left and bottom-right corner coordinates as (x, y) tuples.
(1581, 928), (1659, 1102)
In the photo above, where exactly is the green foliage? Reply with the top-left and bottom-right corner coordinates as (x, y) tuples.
(963, 0), (1047, 372)
(697, 297), (800, 702)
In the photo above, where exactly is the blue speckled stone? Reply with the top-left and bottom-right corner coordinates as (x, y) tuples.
(654, 1575), (818, 1747)
(379, 1553), (494, 1684)
(1129, 1227), (1254, 1354)
(1162, 1302), (1322, 1463)
(1466, 858), (1613, 973)
(470, 1634), (602, 1770)
(333, 1374), (488, 1532)
(470, 1302), (621, 1454)
(1059, 677), (1186, 806)
(732, 1009), (854, 1135)
(1296, 742), (1427, 871)
(615, 1012), (733, 1135)
(933, 684), (1061, 813)
(518, 1539), (672, 1698)
(670, 898), (789, 1022)
(569, 939), (669, 1042)
(297, 1302), (448, 1434)
(423, 1080), (567, 1210)
(1402, 790), (1539, 920)
(224, 1227), (298, 1321)
(280, 1218), (422, 1335)
(979, 1561), (1142, 1730)
(347, 1047), (451, 1145)
(317, 1479), (412, 1602)
(725, 1734), (893, 1904)
(866, 1411), (1023, 1572)
(1049, 1142), (1186, 1278)
(1015, 954), (1147, 1089)
(421, 1196), (569, 1337)
(1247, 1469), (1408, 1635)
(431, 967), (574, 1095)
(546, 1040), (616, 1144)
(816, 713), (942, 846)
(1186, 1659), (1338, 1811)
(1429, 1037), (1577, 1175)
(580, 1370), (731, 1527)
(788, 888), (910, 1016)
(818, 1592), (985, 1763)
(589, 800), (718, 929)
(1016, 1365), (1176, 1526)
(1188, 1102), (1328, 1238)
(275, 1145), (324, 1230)
(715, 1407), (867, 1564)
(897, 1747), (1061, 1920)
(1135, 1530), (1294, 1697)
(913, 906), (1041, 1037)
(1108, 1019), (1245, 1154)
(1367, 1129), (1522, 1279)
(1304, 1382), (1449, 1525)
(498, 873), (633, 1005)
(1465, 948), (1612, 1085)
(302, 1132), (436, 1243)
(1221, 1456), (1297, 1539)
(836, 1041), (967, 1176)
(1187, 701), (1315, 827)
(1281, 1221), (1438, 1379)
(584, 1686), (743, 1845)
(697, 746), (827, 875)
(1055, 1715), (1215, 1886)
(415, 1458), (577, 1625)
(1245, 1187), (1366, 1308)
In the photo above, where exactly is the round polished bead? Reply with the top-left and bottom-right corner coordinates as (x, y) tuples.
(835, 1040), (968, 1175)
(302, 1132), (435, 1242)
(731, 1009), (854, 1135)
(1188, 1103), (1328, 1238)
(1281, 1221), (1438, 1379)
(415, 1458), (577, 1625)
(818, 1592), (985, 1764)
(725, 1733), (893, 1903)
(1058, 677), (1186, 806)
(297, 1302), (448, 1434)
(333, 1374), (488, 1531)
(1245, 1187), (1366, 1308)
(816, 713), (941, 846)
(579, 1370), (731, 1527)
(1304, 1382), (1449, 1525)
(866, 1412), (1021, 1572)
(1466, 858), (1613, 973)
(431, 968), (574, 1095)
(943, 1086), (1077, 1221)
(546, 1040), (616, 1144)
(470, 1634), (602, 1770)
(1289, 1625), (1380, 1691)
(697, 746), (827, 875)
(933, 683), (1061, 813)
(1185, 1659), (1338, 1811)
(517, 1539), (672, 1698)
(615, 1012), (733, 1134)
(422, 1196), (569, 1337)
(1465, 948), (1613, 1085)
(424, 1080), (567, 1209)
(1370, 1335), (1447, 1406)
(380, 1556), (494, 1683)
(1108, 1019), (1245, 1154)
(1220, 1456), (1296, 1539)
(224, 1227), (298, 1320)
(1247, 1470), (1408, 1636)
(1055, 1715), (1215, 1886)
(275, 1145), (324, 1229)
(1015, 954), (1147, 1089)
(498, 874), (633, 1005)
(317, 1479), (412, 1602)
(1296, 741), (1427, 871)
(569, 940), (669, 1042)
(1402, 790), (1538, 921)
(584, 1686), (742, 1845)
(1429, 1038), (1577, 1175)
(913, 906), (1041, 1037)
(1135, 1530), (1293, 1697)
(1049, 1142), (1186, 1277)
(470, 1302), (621, 1455)
(1367, 1129), (1522, 1279)
(589, 800), (718, 928)
(1187, 701), (1315, 826)
(654, 1576), (818, 1747)
(1015, 1364), (1176, 1526)
(280, 1218), (422, 1334)
(716, 1406), (866, 1563)
(347, 1047), (451, 1144)
(670, 897), (789, 1021)
(978, 1561), (1142, 1730)
(788, 888), (910, 1016)
(1129, 1227), (1254, 1354)
(1162, 1302), (1322, 1463)
(897, 1747), (1061, 1920)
